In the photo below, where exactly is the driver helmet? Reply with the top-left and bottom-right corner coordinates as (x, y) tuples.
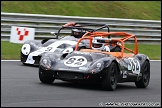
(92, 37), (110, 52)
(71, 28), (85, 38)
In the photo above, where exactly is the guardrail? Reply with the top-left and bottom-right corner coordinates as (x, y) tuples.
(1, 12), (161, 44)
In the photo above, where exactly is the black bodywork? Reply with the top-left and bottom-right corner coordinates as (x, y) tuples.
(38, 30), (150, 91)
(39, 50), (150, 90)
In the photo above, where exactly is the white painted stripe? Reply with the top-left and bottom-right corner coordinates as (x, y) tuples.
(1, 60), (161, 61)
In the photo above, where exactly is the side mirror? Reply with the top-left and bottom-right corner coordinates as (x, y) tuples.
(50, 32), (56, 36)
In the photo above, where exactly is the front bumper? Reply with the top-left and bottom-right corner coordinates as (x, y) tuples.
(33, 56), (41, 65)
(39, 66), (106, 81)
(21, 52), (41, 65)
(21, 53), (28, 63)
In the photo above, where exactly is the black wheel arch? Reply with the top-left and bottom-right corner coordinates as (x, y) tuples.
(141, 59), (150, 73)
(104, 59), (120, 82)
(112, 60), (120, 82)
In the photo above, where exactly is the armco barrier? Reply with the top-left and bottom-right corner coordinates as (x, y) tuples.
(1, 12), (161, 44)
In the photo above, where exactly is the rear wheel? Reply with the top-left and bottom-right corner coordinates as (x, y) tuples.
(135, 60), (150, 88)
(39, 67), (55, 84)
(101, 62), (118, 91)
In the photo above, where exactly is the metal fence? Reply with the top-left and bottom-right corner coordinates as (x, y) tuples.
(1, 12), (161, 44)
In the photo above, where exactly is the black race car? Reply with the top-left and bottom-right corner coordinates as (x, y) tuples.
(38, 30), (150, 91)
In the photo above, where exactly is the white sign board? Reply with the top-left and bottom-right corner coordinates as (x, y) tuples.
(10, 26), (35, 44)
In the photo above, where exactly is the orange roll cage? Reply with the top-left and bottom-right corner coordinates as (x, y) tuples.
(75, 31), (138, 58)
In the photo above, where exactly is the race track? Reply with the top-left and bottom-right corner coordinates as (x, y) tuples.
(1, 61), (161, 107)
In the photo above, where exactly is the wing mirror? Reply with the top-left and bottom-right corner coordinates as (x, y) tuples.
(50, 32), (57, 36)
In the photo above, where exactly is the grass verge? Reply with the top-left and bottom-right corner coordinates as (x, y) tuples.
(1, 1), (161, 20)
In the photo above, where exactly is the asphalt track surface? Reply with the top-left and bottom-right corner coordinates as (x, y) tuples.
(1, 61), (161, 107)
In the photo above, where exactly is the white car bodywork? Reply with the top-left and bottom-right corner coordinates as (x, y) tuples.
(21, 40), (78, 64)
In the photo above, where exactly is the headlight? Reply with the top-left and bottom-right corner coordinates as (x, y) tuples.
(40, 57), (52, 69)
(42, 59), (48, 64)
(95, 62), (104, 70)
(90, 61), (104, 74)
(96, 63), (102, 68)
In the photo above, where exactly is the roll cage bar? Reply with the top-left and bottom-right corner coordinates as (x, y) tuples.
(55, 23), (110, 39)
(75, 32), (138, 58)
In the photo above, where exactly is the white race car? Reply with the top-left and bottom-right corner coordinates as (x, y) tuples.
(21, 39), (84, 65)
(20, 23), (110, 65)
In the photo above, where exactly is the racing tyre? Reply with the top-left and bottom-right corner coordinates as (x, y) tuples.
(102, 62), (118, 91)
(39, 67), (55, 84)
(135, 60), (150, 88)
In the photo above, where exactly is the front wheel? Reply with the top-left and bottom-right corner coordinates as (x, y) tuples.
(101, 62), (118, 91)
(135, 60), (150, 88)
(22, 62), (33, 66)
(39, 67), (55, 84)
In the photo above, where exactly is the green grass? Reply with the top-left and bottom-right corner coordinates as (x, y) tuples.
(1, 41), (22, 60)
(1, 41), (161, 60)
(125, 44), (161, 60)
(1, 1), (161, 60)
(138, 44), (161, 60)
(1, 1), (161, 20)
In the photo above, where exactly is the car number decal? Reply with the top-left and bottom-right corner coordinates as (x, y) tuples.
(64, 56), (87, 67)
(45, 47), (53, 52)
(21, 44), (31, 55)
(128, 58), (140, 74)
